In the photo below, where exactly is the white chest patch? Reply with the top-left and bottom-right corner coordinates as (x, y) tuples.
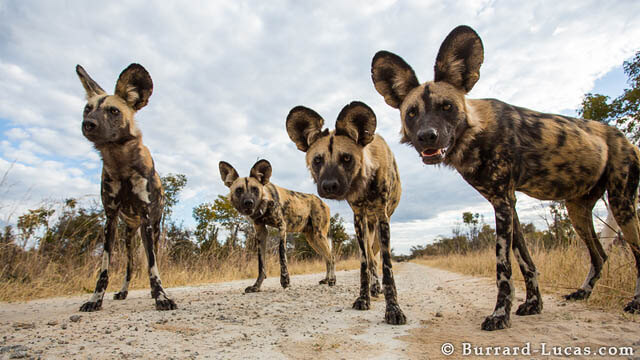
(131, 174), (151, 204)
(107, 179), (121, 198)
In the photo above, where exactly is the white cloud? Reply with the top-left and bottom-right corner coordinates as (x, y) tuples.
(1, 1), (639, 253)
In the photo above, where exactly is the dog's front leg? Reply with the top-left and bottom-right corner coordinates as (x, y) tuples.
(512, 212), (543, 316)
(278, 226), (290, 289)
(379, 217), (406, 325)
(246, 225), (268, 293)
(481, 197), (514, 331)
(352, 212), (371, 310)
(141, 217), (177, 310)
(80, 212), (117, 312)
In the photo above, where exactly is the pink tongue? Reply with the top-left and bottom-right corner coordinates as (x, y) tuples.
(422, 149), (441, 157)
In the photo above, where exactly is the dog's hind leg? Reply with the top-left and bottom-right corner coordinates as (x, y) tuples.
(141, 218), (177, 310)
(352, 213), (371, 310)
(369, 221), (382, 297)
(379, 217), (406, 325)
(607, 158), (640, 313)
(512, 212), (543, 316)
(114, 225), (137, 300)
(246, 224), (268, 293)
(564, 197), (605, 301)
(80, 213), (117, 311)
(482, 197), (515, 331)
(307, 231), (336, 286)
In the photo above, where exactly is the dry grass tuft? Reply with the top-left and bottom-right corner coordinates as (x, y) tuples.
(0, 249), (359, 302)
(415, 241), (636, 312)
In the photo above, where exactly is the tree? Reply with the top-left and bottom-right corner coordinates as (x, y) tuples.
(192, 195), (253, 251)
(579, 51), (640, 143)
(160, 173), (187, 249)
(16, 205), (54, 249)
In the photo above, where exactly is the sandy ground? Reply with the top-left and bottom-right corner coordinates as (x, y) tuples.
(1, 262), (639, 359)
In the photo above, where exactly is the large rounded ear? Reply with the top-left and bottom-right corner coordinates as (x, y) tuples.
(286, 106), (325, 152)
(335, 101), (376, 147)
(76, 65), (106, 99)
(219, 161), (239, 188)
(115, 63), (153, 111)
(250, 159), (272, 185)
(371, 51), (420, 109)
(434, 25), (484, 93)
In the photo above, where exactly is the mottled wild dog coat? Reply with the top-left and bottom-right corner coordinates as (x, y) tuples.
(76, 64), (176, 311)
(219, 159), (336, 292)
(371, 25), (640, 330)
(286, 101), (406, 325)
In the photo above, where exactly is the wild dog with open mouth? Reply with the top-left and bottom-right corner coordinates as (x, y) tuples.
(371, 25), (640, 330)
(219, 159), (336, 292)
(286, 101), (406, 325)
(76, 64), (177, 311)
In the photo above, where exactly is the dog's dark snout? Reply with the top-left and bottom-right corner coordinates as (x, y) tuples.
(321, 179), (340, 194)
(82, 120), (97, 132)
(417, 128), (438, 145)
(243, 199), (254, 208)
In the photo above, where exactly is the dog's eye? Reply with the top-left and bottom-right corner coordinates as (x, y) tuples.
(442, 103), (452, 112)
(407, 108), (417, 118)
(250, 187), (259, 195)
(235, 188), (244, 195)
(84, 105), (92, 114)
(313, 156), (323, 165)
(109, 107), (120, 115)
(341, 154), (352, 163)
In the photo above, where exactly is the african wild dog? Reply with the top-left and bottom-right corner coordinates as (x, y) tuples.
(371, 25), (640, 330)
(76, 64), (177, 311)
(286, 101), (406, 325)
(219, 159), (336, 292)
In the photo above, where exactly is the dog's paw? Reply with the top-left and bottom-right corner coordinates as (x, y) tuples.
(245, 285), (260, 293)
(319, 278), (328, 285)
(623, 299), (640, 314)
(113, 291), (128, 300)
(564, 289), (590, 301)
(155, 298), (178, 311)
(352, 296), (370, 310)
(481, 314), (511, 331)
(79, 301), (102, 312)
(515, 299), (542, 316)
(280, 275), (290, 289)
(385, 304), (407, 325)
(370, 282), (382, 297)
(328, 278), (336, 287)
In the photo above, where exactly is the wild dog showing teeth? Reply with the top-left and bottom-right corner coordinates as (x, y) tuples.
(286, 101), (406, 325)
(372, 25), (640, 330)
(219, 159), (336, 292)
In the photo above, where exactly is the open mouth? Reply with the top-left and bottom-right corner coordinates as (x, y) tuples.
(420, 147), (447, 164)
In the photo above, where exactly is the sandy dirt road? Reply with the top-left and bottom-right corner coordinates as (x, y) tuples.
(1, 262), (639, 359)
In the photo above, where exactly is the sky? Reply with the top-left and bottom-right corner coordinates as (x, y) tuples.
(1, 1), (639, 254)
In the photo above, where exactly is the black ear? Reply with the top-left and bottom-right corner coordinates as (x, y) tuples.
(219, 161), (239, 187)
(250, 159), (272, 185)
(371, 51), (420, 109)
(286, 106), (325, 152)
(76, 65), (106, 99)
(114, 63), (154, 111)
(335, 101), (376, 147)
(434, 25), (484, 93)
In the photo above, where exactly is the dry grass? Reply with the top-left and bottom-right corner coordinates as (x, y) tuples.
(0, 249), (359, 303)
(415, 241), (637, 312)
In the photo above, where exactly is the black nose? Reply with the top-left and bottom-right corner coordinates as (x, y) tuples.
(82, 120), (97, 132)
(417, 128), (438, 145)
(321, 179), (340, 194)
(243, 199), (254, 208)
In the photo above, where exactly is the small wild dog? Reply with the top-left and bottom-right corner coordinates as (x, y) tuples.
(76, 64), (177, 311)
(371, 25), (640, 330)
(286, 101), (406, 325)
(219, 159), (336, 292)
